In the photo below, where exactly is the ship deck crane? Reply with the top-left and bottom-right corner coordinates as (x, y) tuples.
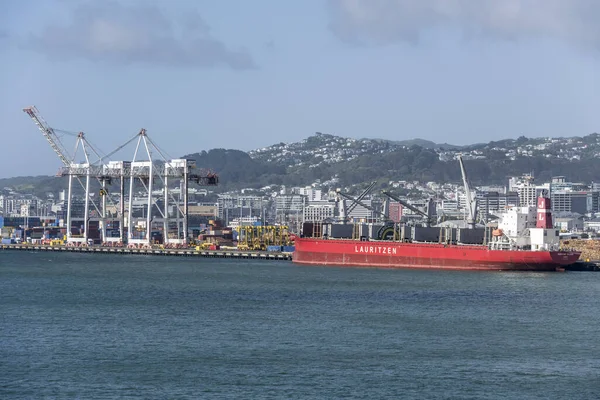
(346, 182), (376, 215)
(458, 155), (477, 229)
(381, 190), (435, 227)
(337, 181), (377, 222)
(336, 189), (390, 222)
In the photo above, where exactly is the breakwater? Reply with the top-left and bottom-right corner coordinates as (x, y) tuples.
(0, 244), (292, 260)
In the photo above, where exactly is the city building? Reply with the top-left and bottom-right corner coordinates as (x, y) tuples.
(509, 174), (550, 207)
(584, 218), (600, 232)
(388, 202), (403, 223)
(303, 200), (335, 222)
(218, 195), (266, 226)
(346, 199), (379, 221)
(275, 194), (306, 225)
(551, 190), (599, 214)
(298, 186), (323, 201)
(554, 216), (584, 232)
(188, 204), (218, 218)
(477, 191), (519, 220)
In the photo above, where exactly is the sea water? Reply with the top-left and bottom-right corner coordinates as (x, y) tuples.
(1, 251), (599, 399)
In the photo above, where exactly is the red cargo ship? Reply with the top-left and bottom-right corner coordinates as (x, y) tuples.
(293, 239), (580, 271)
(293, 195), (581, 271)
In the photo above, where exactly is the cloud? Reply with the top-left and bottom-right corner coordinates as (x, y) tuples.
(328, 0), (600, 47)
(25, 1), (256, 70)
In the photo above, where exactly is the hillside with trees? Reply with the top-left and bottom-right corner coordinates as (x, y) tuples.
(3, 132), (600, 197)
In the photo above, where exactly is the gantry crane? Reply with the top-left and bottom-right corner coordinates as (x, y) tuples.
(23, 106), (105, 244)
(23, 106), (73, 167)
(23, 106), (218, 247)
(124, 128), (217, 246)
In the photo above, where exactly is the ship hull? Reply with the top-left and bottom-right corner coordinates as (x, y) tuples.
(293, 238), (581, 271)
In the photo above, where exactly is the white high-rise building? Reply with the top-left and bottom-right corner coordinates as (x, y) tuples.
(509, 174), (549, 207)
(303, 201), (335, 222)
(298, 186), (322, 201)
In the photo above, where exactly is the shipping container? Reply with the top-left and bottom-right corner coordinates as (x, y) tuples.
(88, 230), (101, 240)
(411, 227), (443, 242)
(456, 228), (485, 245)
(3, 217), (40, 227)
(282, 245), (295, 253)
(266, 245), (283, 252)
(105, 229), (121, 238)
(326, 223), (354, 239)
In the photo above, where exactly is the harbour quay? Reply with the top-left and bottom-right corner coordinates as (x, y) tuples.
(0, 244), (292, 260)
(566, 260), (600, 271)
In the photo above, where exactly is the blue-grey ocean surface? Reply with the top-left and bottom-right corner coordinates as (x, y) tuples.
(1, 251), (600, 399)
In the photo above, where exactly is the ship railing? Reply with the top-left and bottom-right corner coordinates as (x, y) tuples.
(487, 240), (514, 251)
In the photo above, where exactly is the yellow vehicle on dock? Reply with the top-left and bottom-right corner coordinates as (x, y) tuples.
(235, 225), (293, 251)
(195, 242), (220, 251)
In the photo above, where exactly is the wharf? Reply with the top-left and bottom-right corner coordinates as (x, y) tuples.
(0, 244), (293, 260)
(565, 260), (600, 272)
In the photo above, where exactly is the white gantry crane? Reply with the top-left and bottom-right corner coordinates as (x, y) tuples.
(23, 106), (103, 245)
(23, 106), (218, 247)
(23, 106), (73, 166)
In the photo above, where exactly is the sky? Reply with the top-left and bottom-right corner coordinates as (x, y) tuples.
(1, 0), (599, 177)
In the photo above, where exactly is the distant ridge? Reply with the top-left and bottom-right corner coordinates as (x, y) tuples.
(366, 138), (462, 150)
(3, 132), (600, 196)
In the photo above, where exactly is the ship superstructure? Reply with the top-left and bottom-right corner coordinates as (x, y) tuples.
(489, 193), (560, 251)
